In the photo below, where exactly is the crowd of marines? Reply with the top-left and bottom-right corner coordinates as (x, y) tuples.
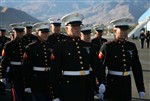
(0, 12), (145, 101)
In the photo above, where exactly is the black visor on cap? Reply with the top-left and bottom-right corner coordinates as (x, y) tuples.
(81, 30), (91, 34)
(96, 30), (103, 33)
(14, 28), (24, 32)
(115, 25), (130, 30)
(26, 26), (33, 29)
(67, 21), (82, 26)
(52, 23), (61, 27)
(0, 29), (6, 32)
(39, 28), (50, 33)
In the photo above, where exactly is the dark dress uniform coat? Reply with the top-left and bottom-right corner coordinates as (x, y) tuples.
(53, 37), (105, 101)
(139, 33), (145, 49)
(91, 37), (107, 53)
(145, 33), (150, 48)
(99, 39), (145, 101)
(22, 33), (38, 46)
(1, 38), (26, 101)
(1, 38), (26, 82)
(48, 33), (68, 46)
(0, 36), (10, 61)
(23, 39), (59, 100)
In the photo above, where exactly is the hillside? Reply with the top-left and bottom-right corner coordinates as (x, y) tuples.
(0, 6), (40, 26)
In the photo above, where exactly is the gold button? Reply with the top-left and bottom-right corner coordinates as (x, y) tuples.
(44, 52), (47, 54)
(122, 49), (125, 52)
(78, 51), (80, 54)
(43, 45), (46, 47)
(76, 42), (78, 45)
(77, 46), (80, 49)
(68, 53), (71, 55)
(80, 61), (83, 64)
(67, 81), (69, 83)
(123, 59), (126, 61)
(45, 64), (48, 66)
(79, 56), (82, 59)
(124, 64), (126, 66)
(81, 67), (84, 69)
(122, 45), (124, 47)
(45, 56), (47, 58)
(123, 54), (125, 57)
(44, 48), (46, 50)
(45, 60), (48, 62)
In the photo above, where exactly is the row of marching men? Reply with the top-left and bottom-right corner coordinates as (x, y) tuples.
(0, 12), (145, 101)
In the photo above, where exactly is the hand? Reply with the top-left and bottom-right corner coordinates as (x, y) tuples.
(99, 84), (105, 94)
(139, 91), (145, 99)
(0, 78), (7, 85)
(52, 98), (60, 101)
(24, 88), (32, 93)
(96, 93), (104, 100)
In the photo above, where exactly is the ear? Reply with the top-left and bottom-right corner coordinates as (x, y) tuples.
(65, 26), (68, 32)
(113, 28), (117, 33)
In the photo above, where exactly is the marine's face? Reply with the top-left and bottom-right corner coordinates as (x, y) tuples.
(50, 24), (61, 34)
(66, 23), (81, 38)
(38, 30), (49, 41)
(80, 32), (91, 42)
(114, 27), (129, 39)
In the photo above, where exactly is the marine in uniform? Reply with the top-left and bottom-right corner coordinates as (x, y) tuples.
(47, 18), (68, 46)
(0, 27), (11, 61)
(91, 26), (107, 53)
(145, 31), (150, 48)
(139, 30), (145, 49)
(1, 23), (26, 101)
(0, 27), (11, 94)
(22, 22), (59, 101)
(22, 21), (38, 46)
(52, 13), (105, 101)
(80, 25), (102, 98)
(99, 18), (145, 101)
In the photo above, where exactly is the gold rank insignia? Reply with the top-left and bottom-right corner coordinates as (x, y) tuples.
(98, 52), (103, 59)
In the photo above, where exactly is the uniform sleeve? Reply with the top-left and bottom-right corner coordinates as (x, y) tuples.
(22, 46), (33, 87)
(50, 43), (62, 98)
(91, 45), (106, 85)
(132, 44), (145, 92)
(1, 44), (11, 78)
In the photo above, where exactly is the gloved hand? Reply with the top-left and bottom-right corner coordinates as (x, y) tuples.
(52, 98), (60, 101)
(99, 84), (105, 94)
(139, 91), (145, 99)
(24, 87), (32, 93)
(96, 93), (104, 100)
(0, 78), (7, 85)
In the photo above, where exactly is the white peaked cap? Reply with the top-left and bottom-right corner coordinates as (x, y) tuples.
(81, 24), (92, 32)
(48, 18), (61, 24)
(110, 17), (133, 27)
(22, 21), (34, 27)
(33, 22), (50, 30)
(61, 12), (84, 25)
(9, 23), (24, 29)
